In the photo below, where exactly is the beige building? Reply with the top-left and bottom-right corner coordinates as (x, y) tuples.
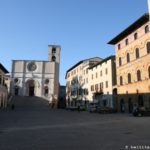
(0, 63), (9, 108)
(88, 56), (116, 108)
(108, 13), (150, 113)
(65, 57), (102, 106)
(65, 56), (117, 108)
(10, 45), (60, 106)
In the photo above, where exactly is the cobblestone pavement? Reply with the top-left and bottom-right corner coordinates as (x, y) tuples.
(0, 96), (150, 150)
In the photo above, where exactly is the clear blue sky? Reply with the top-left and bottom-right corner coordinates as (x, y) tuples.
(0, 0), (148, 85)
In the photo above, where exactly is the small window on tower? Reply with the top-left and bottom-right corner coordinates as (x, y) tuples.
(52, 47), (56, 54)
(52, 56), (56, 62)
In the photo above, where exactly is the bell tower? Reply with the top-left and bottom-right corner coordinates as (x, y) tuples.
(48, 45), (61, 63)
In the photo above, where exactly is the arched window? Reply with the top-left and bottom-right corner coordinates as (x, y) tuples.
(52, 56), (56, 62)
(125, 39), (128, 45)
(118, 44), (120, 50)
(148, 66), (150, 78)
(135, 48), (140, 59)
(52, 47), (56, 54)
(145, 25), (149, 33)
(127, 53), (130, 63)
(146, 42), (150, 53)
(119, 57), (122, 66)
(128, 73), (131, 83)
(137, 70), (141, 81)
(120, 76), (123, 85)
(134, 33), (138, 40)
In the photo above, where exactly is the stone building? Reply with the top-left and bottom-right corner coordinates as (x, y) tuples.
(10, 45), (60, 106)
(108, 13), (150, 113)
(88, 56), (116, 108)
(0, 63), (9, 108)
(65, 57), (102, 106)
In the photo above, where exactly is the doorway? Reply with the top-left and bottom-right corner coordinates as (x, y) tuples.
(27, 80), (35, 96)
(29, 86), (34, 96)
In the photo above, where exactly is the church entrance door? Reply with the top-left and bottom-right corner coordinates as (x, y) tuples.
(29, 86), (34, 96)
(27, 80), (35, 96)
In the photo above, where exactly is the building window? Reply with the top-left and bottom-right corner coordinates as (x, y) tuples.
(119, 57), (122, 66)
(95, 84), (98, 91)
(118, 44), (121, 50)
(146, 42), (150, 53)
(105, 68), (108, 74)
(86, 78), (88, 83)
(148, 66), (150, 78)
(100, 70), (102, 76)
(125, 39), (128, 45)
(91, 85), (94, 91)
(105, 81), (108, 88)
(100, 83), (102, 89)
(96, 72), (98, 78)
(91, 74), (93, 80)
(145, 25), (149, 33)
(135, 48), (140, 59)
(134, 32), (138, 40)
(137, 70), (141, 81)
(52, 56), (56, 62)
(52, 47), (56, 54)
(28, 62), (37, 71)
(102, 82), (103, 88)
(128, 73), (131, 83)
(100, 82), (104, 89)
(120, 76), (123, 85)
(86, 69), (88, 74)
(84, 88), (88, 95)
(127, 53), (130, 63)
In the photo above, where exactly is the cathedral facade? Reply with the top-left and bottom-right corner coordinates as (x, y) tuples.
(10, 45), (60, 104)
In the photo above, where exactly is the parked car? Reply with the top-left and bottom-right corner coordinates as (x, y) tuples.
(78, 104), (86, 111)
(87, 102), (98, 113)
(133, 107), (150, 116)
(97, 106), (116, 113)
(66, 105), (78, 111)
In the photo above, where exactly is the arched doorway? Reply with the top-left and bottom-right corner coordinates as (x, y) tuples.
(26, 80), (35, 96)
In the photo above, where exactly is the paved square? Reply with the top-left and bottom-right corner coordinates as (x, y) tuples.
(0, 96), (150, 150)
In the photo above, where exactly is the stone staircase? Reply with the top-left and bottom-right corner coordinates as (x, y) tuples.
(10, 96), (50, 110)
